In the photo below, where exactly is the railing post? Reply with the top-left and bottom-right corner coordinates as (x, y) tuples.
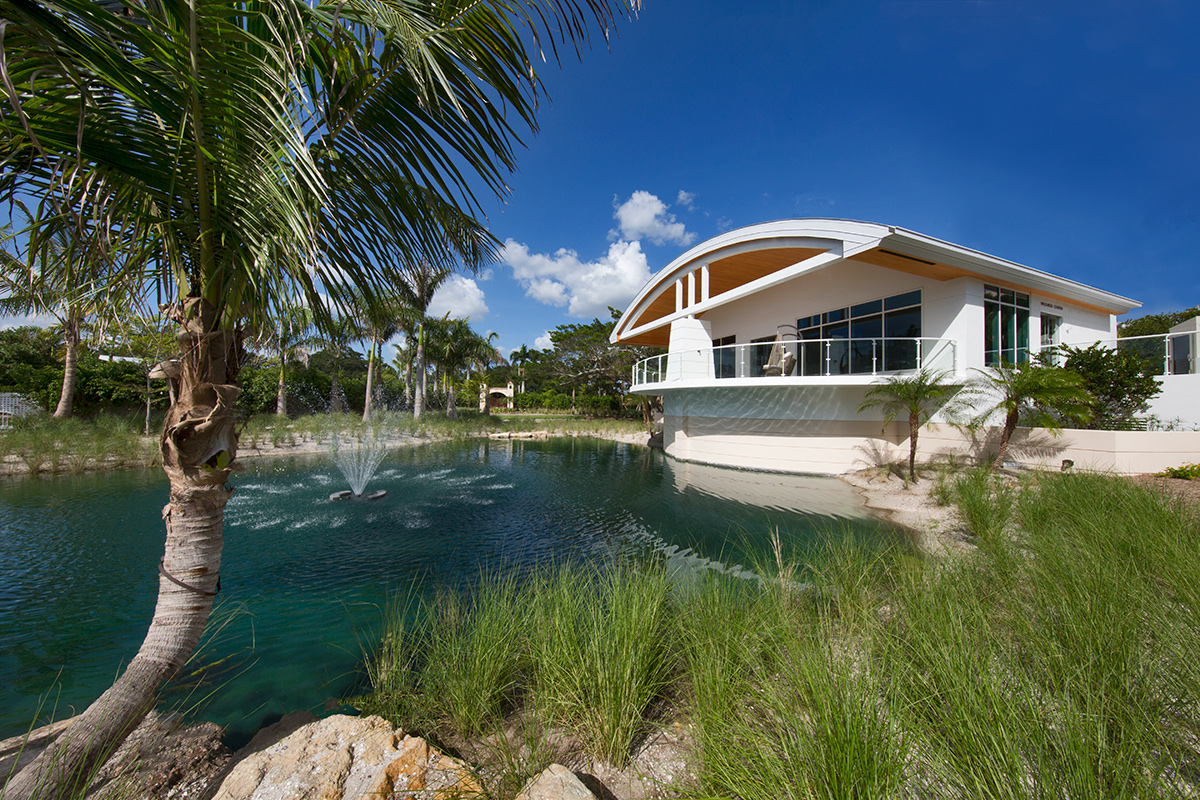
(1165, 334), (1172, 375)
(916, 338), (923, 371)
(824, 341), (831, 376)
(871, 339), (878, 375)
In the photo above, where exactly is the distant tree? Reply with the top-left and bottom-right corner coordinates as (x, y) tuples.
(967, 361), (1094, 469)
(252, 304), (313, 417)
(310, 314), (365, 414)
(1058, 343), (1161, 430)
(857, 369), (958, 482)
(427, 317), (500, 417)
(0, 216), (131, 418)
(1118, 306), (1200, 338)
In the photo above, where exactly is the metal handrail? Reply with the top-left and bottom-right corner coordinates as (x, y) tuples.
(631, 337), (958, 388)
(1055, 331), (1197, 376)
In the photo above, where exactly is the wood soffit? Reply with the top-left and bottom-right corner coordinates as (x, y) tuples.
(622, 246), (828, 337)
(850, 247), (1115, 315)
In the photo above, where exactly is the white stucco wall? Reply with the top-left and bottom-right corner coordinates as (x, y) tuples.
(1146, 373), (1200, 428)
(695, 265), (1117, 376)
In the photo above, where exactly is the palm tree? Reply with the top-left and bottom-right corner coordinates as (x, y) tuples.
(428, 317), (501, 418)
(0, 214), (128, 418)
(0, 1), (634, 796)
(967, 360), (1094, 469)
(397, 262), (452, 419)
(256, 303), (313, 417)
(510, 344), (534, 394)
(857, 368), (957, 482)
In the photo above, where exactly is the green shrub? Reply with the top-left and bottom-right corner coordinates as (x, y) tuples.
(1159, 461), (1200, 480)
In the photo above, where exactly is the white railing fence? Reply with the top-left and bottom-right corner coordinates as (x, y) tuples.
(632, 337), (957, 388)
(1056, 331), (1197, 377)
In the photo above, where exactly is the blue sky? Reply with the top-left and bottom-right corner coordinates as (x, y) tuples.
(4, 1), (1197, 363)
(433, 0), (1200, 357)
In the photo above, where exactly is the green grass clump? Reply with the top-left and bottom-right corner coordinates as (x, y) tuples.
(0, 414), (158, 474)
(354, 472), (1200, 799)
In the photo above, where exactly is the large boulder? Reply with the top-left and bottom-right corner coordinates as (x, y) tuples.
(212, 713), (480, 800)
(515, 764), (597, 800)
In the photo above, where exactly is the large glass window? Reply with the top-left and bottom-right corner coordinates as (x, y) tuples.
(985, 285), (1030, 365)
(797, 290), (922, 375)
(712, 335), (736, 378)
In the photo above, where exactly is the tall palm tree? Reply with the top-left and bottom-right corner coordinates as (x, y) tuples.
(428, 316), (501, 418)
(397, 262), (452, 419)
(967, 360), (1094, 469)
(256, 303), (313, 417)
(857, 368), (958, 482)
(510, 344), (534, 394)
(0, 212), (130, 418)
(0, 1), (634, 797)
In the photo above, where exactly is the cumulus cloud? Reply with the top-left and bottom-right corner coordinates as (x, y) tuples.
(676, 190), (696, 211)
(502, 238), (652, 319)
(610, 190), (696, 246)
(534, 331), (554, 351)
(427, 275), (489, 321)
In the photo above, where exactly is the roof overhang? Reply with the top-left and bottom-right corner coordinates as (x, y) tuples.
(611, 219), (1141, 346)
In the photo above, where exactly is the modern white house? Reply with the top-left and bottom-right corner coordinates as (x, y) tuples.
(612, 219), (1200, 475)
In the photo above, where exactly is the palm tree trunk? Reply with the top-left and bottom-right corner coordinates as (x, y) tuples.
(7, 299), (237, 800)
(908, 412), (919, 482)
(413, 329), (425, 419)
(276, 361), (287, 416)
(994, 409), (1020, 469)
(52, 316), (80, 419)
(363, 340), (376, 422)
(446, 383), (456, 418)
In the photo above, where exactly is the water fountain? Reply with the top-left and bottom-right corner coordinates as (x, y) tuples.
(329, 426), (389, 501)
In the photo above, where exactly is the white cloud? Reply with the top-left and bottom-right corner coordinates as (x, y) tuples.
(427, 275), (489, 321)
(676, 190), (696, 211)
(0, 311), (54, 330)
(503, 238), (652, 319)
(610, 190), (696, 246)
(534, 331), (554, 351)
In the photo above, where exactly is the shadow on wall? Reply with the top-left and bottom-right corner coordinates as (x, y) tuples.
(926, 426), (1069, 467)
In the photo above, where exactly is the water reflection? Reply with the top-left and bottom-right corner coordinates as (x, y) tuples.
(0, 437), (902, 745)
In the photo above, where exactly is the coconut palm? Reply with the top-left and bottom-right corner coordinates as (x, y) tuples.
(255, 303), (314, 417)
(0, 1), (634, 796)
(397, 262), (453, 419)
(0, 212), (131, 419)
(857, 368), (958, 482)
(428, 316), (502, 418)
(967, 360), (1094, 469)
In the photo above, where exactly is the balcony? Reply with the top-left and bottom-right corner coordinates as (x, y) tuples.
(1056, 332), (1197, 376)
(631, 337), (959, 391)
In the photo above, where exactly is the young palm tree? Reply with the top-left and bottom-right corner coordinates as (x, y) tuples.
(256, 303), (313, 417)
(857, 368), (957, 482)
(0, 1), (635, 797)
(967, 360), (1094, 469)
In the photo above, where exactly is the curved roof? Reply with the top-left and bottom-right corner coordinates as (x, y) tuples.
(611, 218), (1140, 345)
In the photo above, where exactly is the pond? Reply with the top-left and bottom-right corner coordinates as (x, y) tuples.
(0, 437), (905, 745)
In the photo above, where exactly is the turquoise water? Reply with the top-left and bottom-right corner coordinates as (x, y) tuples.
(0, 437), (903, 744)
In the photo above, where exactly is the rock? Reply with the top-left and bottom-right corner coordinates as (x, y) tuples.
(212, 713), (480, 800)
(515, 764), (598, 800)
(0, 710), (231, 800)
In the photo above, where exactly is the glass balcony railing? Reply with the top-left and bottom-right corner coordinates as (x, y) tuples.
(1055, 332), (1197, 377)
(631, 337), (958, 389)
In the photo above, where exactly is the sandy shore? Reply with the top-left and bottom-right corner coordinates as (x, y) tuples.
(840, 469), (973, 557)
